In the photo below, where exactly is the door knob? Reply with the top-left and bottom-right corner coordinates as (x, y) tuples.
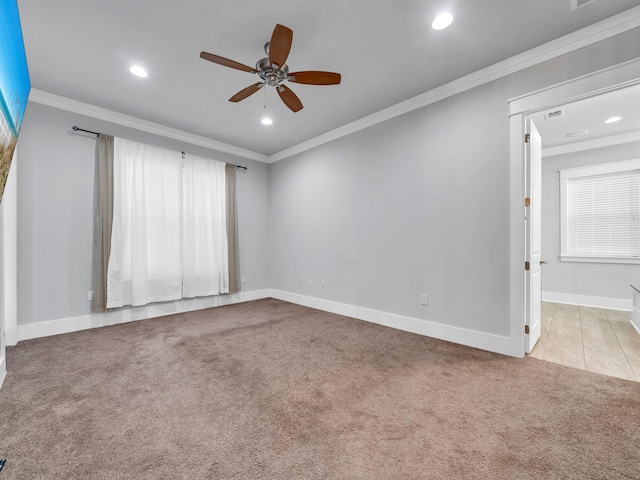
(540, 260), (548, 265)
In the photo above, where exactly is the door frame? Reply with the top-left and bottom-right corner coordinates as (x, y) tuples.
(508, 57), (640, 357)
(0, 146), (19, 389)
(1, 147), (19, 348)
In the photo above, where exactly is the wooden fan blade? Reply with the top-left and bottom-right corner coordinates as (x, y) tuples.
(277, 84), (303, 112)
(288, 71), (341, 85)
(269, 24), (293, 69)
(229, 83), (264, 102)
(200, 51), (258, 73)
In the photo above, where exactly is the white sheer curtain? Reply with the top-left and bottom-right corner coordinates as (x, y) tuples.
(107, 138), (183, 308)
(182, 153), (229, 297)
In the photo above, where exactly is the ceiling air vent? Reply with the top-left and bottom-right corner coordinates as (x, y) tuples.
(544, 108), (565, 120)
(571, 0), (596, 10)
(566, 129), (589, 138)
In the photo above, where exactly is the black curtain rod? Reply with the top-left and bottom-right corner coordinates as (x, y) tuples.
(72, 126), (99, 135)
(181, 152), (247, 171)
(72, 126), (247, 171)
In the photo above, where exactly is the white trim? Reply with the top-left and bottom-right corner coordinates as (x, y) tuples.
(270, 290), (522, 357)
(560, 255), (640, 264)
(27, 89), (269, 164)
(509, 58), (640, 116)
(509, 114), (528, 358)
(269, 6), (640, 163)
(560, 157), (640, 178)
(0, 147), (18, 346)
(17, 289), (271, 342)
(0, 356), (5, 391)
(542, 291), (632, 311)
(542, 131), (640, 158)
(16, 288), (524, 357)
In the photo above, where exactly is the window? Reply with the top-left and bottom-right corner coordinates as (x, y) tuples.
(560, 158), (640, 264)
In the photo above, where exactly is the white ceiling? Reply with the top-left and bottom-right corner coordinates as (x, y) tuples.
(17, 0), (640, 156)
(533, 84), (640, 148)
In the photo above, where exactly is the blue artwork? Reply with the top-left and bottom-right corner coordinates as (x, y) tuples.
(0, 0), (31, 203)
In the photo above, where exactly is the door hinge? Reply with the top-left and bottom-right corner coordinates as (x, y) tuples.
(525, 133), (530, 143)
(525, 325), (530, 334)
(525, 197), (530, 207)
(525, 261), (530, 271)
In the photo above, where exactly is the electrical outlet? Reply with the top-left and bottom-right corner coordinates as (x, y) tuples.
(420, 294), (428, 306)
(308, 279), (313, 287)
(88, 290), (93, 301)
(241, 275), (246, 284)
(321, 281), (326, 289)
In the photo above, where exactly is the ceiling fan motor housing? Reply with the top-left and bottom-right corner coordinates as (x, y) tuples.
(256, 58), (289, 86)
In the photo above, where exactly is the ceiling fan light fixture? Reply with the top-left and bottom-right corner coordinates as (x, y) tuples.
(129, 66), (148, 78)
(604, 116), (622, 124)
(200, 23), (341, 113)
(261, 117), (273, 125)
(432, 12), (453, 30)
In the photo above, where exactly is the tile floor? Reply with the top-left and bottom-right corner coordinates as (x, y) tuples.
(530, 302), (640, 382)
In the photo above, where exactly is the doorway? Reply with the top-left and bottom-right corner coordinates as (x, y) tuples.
(526, 85), (640, 381)
(508, 57), (640, 361)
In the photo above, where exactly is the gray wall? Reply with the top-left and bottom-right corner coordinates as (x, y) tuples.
(542, 140), (640, 300)
(16, 28), (640, 335)
(17, 102), (270, 325)
(269, 28), (640, 337)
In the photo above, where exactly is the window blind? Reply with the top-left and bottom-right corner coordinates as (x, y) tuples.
(566, 170), (640, 257)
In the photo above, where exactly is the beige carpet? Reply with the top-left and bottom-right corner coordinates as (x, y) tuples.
(1, 298), (639, 479)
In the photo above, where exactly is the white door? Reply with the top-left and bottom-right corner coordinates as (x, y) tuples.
(525, 118), (542, 353)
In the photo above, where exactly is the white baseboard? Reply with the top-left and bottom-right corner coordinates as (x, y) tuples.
(542, 291), (632, 311)
(270, 290), (521, 357)
(15, 288), (523, 358)
(17, 289), (271, 342)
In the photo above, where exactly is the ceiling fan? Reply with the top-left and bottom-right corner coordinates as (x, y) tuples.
(200, 24), (341, 113)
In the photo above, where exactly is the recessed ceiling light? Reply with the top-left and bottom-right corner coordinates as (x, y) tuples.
(604, 116), (622, 124)
(129, 66), (148, 78)
(261, 117), (273, 126)
(432, 12), (453, 30)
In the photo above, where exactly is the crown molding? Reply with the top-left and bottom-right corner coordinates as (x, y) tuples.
(27, 89), (269, 163)
(542, 130), (640, 157)
(268, 5), (640, 163)
(26, 6), (640, 166)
